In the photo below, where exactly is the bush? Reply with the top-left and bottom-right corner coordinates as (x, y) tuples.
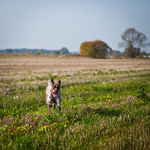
(80, 40), (112, 58)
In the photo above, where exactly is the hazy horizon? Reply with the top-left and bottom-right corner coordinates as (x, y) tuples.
(0, 0), (150, 53)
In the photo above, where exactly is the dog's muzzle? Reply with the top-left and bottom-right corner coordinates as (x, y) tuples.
(52, 92), (58, 98)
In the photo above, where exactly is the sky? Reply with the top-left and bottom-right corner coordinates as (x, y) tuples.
(0, 0), (150, 53)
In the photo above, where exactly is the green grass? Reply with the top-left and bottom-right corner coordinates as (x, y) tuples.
(0, 69), (150, 149)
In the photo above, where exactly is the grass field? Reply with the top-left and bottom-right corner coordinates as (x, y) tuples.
(0, 54), (150, 149)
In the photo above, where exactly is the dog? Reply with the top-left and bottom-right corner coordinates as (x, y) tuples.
(46, 78), (61, 111)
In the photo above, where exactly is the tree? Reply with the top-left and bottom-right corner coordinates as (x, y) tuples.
(35, 51), (41, 55)
(5, 49), (13, 53)
(80, 40), (112, 58)
(119, 28), (150, 57)
(52, 51), (60, 54)
(59, 47), (70, 54)
(123, 47), (140, 58)
(108, 50), (122, 57)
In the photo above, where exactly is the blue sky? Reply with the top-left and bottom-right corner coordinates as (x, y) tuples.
(0, 0), (150, 52)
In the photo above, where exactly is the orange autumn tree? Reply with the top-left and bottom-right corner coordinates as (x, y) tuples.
(80, 40), (112, 58)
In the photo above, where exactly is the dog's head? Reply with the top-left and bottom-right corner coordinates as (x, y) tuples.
(50, 78), (61, 97)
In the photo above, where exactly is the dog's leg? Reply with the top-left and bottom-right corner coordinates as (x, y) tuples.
(57, 106), (61, 111)
(54, 103), (56, 109)
(56, 98), (61, 111)
(49, 104), (52, 113)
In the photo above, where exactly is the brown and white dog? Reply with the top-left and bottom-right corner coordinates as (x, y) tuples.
(46, 78), (61, 111)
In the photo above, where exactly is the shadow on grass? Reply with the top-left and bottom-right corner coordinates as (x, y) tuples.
(85, 107), (121, 117)
(65, 106), (122, 124)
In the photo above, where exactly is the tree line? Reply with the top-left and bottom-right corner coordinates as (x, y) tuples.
(0, 47), (70, 55)
(80, 28), (150, 58)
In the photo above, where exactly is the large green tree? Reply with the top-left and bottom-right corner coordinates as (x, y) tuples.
(80, 40), (112, 58)
(119, 28), (150, 57)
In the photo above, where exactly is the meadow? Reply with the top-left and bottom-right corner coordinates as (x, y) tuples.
(0, 54), (150, 150)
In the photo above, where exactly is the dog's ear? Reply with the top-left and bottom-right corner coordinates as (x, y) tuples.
(58, 80), (61, 85)
(51, 78), (54, 84)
